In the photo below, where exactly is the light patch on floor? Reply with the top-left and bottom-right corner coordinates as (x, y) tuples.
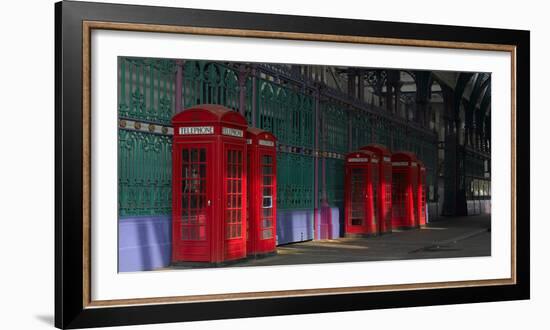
(276, 249), (306, 255)
(317, 244), (369, 250)
(283, 242), (369, 250)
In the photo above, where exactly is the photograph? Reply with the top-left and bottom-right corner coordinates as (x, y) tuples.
(117, 57), (492, 272)
(0, 0), (541, 328)
(52, 1), (529, 328)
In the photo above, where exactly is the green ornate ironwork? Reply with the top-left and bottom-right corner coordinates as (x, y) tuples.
(118, 57), (175, 217)
(277, 153), (315, 209)
(118, 129), (172, 216)
(464, 150), (489, 199)
(324, 158), (345, 207)
(118, 57), (176, 125)
(319, 101), (348, 206)
(182, 61), (245, 112)
(373, 117), (392, 148)
(257, 79), (314, 147)
(257, 78), (315, 209)
(117, 57), (441, 216)
(320, 102), (348, 154)
(422, 139), (438, 195)
(350, 111), (373, 150)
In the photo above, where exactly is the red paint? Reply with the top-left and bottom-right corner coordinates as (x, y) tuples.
(391, 152), (419, 229)
(344, 150), (379, 236)
(246, 128), (277, 256)
(360, 144), (393, 234)
(417, 161), (427, 227)
(171, 104), (248, 263)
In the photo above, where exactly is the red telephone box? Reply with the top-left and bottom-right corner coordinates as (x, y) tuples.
(344, 150), (380, 236)
(391, 152), (419, 229)
(171, 104), (248, 263)
(246, 128), (277, 256)
(417, 160), (427, 227)
(360, 144), (392, 234)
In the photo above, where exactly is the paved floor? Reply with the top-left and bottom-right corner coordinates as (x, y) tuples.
(168, 214), (490, 270)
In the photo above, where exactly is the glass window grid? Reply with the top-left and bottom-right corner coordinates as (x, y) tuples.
(392, 172), (406, 218)
(412, 176), (418, 223)
(261, 155), (274, 239)
(181, 147), (207, 241)
(350, 168), (366, 226)
(384, 171), (392, 224)
(226, 149), (243, 239)
(421, 183), (426, 219)
(372, 166), (379, 225)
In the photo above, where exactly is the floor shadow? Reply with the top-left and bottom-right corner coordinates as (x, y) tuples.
(35, 314), (54, 326)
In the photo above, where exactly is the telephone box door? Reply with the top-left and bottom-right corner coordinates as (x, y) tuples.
(245, 149), (276, 254)
(172, 143), (212, 262)
(420, 182), (426, 226)
(223, 142), (247, 261)
(258, 150), (276, 249)
(371, 162), (380, 232)
(391, 152), (420, 229)
(392, 170), (407, 228)
(411, 167), (418, 226)
(418, 166), (427, 226)
(383, 167), (393, 233)
(347, 167), (368, 233)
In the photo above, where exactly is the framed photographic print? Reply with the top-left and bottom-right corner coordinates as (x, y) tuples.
(55, 0), (530, 328)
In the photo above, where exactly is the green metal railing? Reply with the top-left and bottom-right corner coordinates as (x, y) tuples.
(182, 61), (244, 112)
(257, 78), (315, 209)
(277, 153), (315, 209)
(319, 101), (348, 206)
(118, 57), (176, 125)
(118, 58), (175, 217)
(321, 102), (348, 154)
(118, 129), (172, 216)
(118, 57), (440, 216)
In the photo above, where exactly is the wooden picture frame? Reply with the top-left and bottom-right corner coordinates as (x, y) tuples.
(55, 1), (530, 328)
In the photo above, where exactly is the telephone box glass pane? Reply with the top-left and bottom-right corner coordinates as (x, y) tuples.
(421, 184), (426, 219)
(200, 149), (206, 162)
(262, 229), (272, 239)
(372, 165), (379, 225)
(262, 208), (272, 217)
(191, 149), (198, 162)
(260, 155), (274, 239)
(246, 154), (251, 241)
(384, 171), (392, 224)
(226, 149), (243, 239)
(412, 176), (418, 224)
(392, 172), (406, 219)
(262, 196), (272, 208)
(181, 146), (207, 241)
(350, 168), (366, 226)
(384, 182), (392, 220)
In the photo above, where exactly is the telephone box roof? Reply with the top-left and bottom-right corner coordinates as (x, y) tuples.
(360, 144), (392, 156)
(246, 127), (277, 141)
(172, 104), (248, 127)
(391, 151), (418, 161)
